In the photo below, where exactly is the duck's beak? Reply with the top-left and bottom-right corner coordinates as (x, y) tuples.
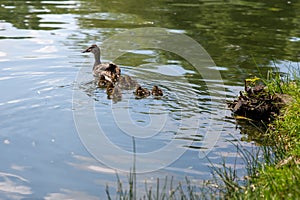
(82, 48), (89, 53)
(82, 46), (92, 53)
(82, 44), (97, 53)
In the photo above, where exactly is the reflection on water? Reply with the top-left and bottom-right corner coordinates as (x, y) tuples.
(0, 172), (32, 199)
(0, 0), (299, 198)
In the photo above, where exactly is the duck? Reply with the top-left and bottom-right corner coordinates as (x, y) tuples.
(151, 85), (163, 96)
(106, 82), (122, 102)
(118, 74), (138, 89)
(135, 85), (150, 98)
(97, 75), (107, 88)
(82, 44), (121, 84)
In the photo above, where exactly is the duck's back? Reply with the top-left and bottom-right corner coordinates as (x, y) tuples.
(93, 63), (120, 76)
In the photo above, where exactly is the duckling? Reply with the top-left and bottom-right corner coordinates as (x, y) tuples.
(106, 82), (122, 102)
(82, 44), (121, 83)
(135, 85), (150, 98)
(106, 82), (115, 94)
(97, 75), (109, 87)
(151, 85), (163, 96)
(118, 75), (138, 89)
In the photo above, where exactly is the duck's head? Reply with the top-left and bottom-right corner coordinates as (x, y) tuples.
(135, 85), (142, 91)
(82, 44), (100, 54)
(152, 85), (159, 90)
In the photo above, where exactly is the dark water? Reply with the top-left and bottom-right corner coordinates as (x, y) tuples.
(0, 0), (299, 199)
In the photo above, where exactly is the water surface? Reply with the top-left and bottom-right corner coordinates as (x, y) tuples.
(0, 0), (299, 199)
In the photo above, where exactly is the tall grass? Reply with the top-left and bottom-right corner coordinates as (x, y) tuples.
(106, 174), (225, 199)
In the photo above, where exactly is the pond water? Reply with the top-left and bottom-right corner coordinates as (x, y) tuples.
(0, 0), (299, 199)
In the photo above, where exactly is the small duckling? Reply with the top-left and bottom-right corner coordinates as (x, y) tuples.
(118, 75), (138, 89)
(135, 85), (150, 98)
(98, 75), (109, 87)
(106, 83), (122, 102)
(110, 72), (120, 83)
(127, 75), (138, 87)
(151, 85), (163, 96)
(106, 82), (114, 94)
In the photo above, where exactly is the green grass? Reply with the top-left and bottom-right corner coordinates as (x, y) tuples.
(226, 66), (300, 199)
(244, 165), (300, 199)
(246, 77), (300, 199)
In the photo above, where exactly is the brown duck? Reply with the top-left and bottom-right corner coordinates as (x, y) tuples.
(82, 44), (121, 84)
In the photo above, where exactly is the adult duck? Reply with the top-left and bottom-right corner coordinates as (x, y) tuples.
(82, 44), (121, 83)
